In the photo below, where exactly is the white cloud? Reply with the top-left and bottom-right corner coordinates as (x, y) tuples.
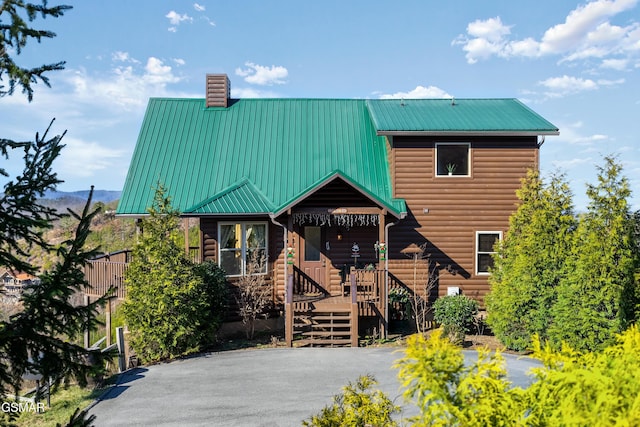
(112, 51), (139, 63)
(235, 62), (288, 85)
(537, 74), (625, 98)
(551, 156), (593, 170)
(231, 87), (281, 98)
(467, 16), (511, 42)
(554, 120), (611, 145)
(379, 85), (452, 99)
(192, 3), (215, 26)
(61, 57), (183, 111)
(166, 10), (192, 26)
(597, 78), (625, 86)
(58, 136), (125, 179)
(201, 16), (216, 27)
(0, 54), (200, 191)
(166, 10), (194, 31)
(455, 0), (640, 64)
(173, 58), (186, 66)
(539, 75), (598, 97)
(540, 0), (636, 55)
(601, 58), (629, 69)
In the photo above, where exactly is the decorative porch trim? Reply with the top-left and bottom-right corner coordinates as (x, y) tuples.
(292, 212), (379, 228)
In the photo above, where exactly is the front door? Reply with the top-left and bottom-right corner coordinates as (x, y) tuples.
(299, 226), (327, 289)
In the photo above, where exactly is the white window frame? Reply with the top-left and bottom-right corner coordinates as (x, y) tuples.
(435, 142), (471, 177)
(475, 231), (501, 275)
(218, 221), (268, 277)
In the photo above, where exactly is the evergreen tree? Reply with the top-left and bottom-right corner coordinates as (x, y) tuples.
(550, 156), (639, 351)
(0, 189), (110, 399)
(123, 185), (226, 363)
(1, 3), (108, 425)
(0, 0), (71, 100)
(486, 170), (576, 351)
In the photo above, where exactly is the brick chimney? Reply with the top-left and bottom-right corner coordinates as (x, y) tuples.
(206, 74), (230, 107)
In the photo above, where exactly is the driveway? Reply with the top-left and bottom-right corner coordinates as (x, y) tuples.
(88, 347), (540, 426)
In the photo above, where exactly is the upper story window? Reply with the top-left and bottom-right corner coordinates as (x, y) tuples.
(219, 222), (268, 276)
(476, 231), (501, 275)
(436, 143), (470, 177)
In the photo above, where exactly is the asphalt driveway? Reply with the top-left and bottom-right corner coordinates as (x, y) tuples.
(88, 347), (540, 426)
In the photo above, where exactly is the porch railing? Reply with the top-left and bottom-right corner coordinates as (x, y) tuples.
(291, 267), (330, 297)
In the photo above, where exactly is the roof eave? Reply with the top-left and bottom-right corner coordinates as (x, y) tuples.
(183, 212), (272, 217)
(376, 130), (560, 137)
(272, 172), (405, 219)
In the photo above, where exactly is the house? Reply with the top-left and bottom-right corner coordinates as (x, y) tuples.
(116, 74), (558, 346)
(1, 269), (40, 300)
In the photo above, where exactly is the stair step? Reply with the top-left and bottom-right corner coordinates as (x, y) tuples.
(310, 303), (352, 311)
(302, 331), (351, 337)
(311, 324), (351, 333)
(295, 338), (352, 347)
(310, 315), (350, 321)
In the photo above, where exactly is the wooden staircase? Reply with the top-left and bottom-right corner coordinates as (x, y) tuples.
(292, 301), (358, 347)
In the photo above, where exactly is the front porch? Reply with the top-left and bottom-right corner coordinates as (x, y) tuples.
(285, 268), (388, 347)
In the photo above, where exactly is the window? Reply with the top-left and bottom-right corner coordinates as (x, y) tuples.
(219, 222), (268, 276)
(436, 143), (470, 176)
(304, 226), (321, 261)
(476, 231), (501, 275)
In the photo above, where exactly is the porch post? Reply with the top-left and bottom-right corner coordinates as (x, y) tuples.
(378, 212), (388, 338)
(285, 274), (294, 347)
(183, 218), (190, 259)
(350, 272), (359, 347)
(285, 215), (294, 347)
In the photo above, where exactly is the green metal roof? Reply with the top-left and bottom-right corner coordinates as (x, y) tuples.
(116, 98), (406, 217)
(366, 98), (559, 135)
(186, 179), (274, 214)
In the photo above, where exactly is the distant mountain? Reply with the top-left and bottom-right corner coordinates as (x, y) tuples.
(43, 189), (122, 203)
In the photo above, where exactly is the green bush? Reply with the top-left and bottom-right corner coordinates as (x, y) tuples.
(549, 157), (638, 352)
(488, 157), (639, 353)
(193, 260), (228, 339)
(486, 170), (575, 351)
(303, 375), (400, 427)
(433, 294), (478, 344)
(123, 185), (227, 363)
(393, 326), (640, 425)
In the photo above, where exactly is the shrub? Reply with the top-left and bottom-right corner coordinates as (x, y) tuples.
(123, 185), (227, 363)
(394, 330), (520, 426)
(549, 156), (639, 352)
(486, 170), (575, 351)
(393, 326), (640, 425)
(433, 294), (478, 344)
(193, 260), (228, 339)
(235, 251), (272, 339)
(302, 375), (400, 427)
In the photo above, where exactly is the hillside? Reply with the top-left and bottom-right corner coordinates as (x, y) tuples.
(11, 190), (200, 272)
(39, 190), (122, 214)
(26, 194), (137, 271)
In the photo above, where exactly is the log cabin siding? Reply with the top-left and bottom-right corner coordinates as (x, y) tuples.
(387, 136), (539, 304)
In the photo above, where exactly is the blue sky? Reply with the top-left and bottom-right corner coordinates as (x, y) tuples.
(1, 0), (639, 210)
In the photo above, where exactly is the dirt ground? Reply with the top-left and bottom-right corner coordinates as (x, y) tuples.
(464, 333), (508, 351)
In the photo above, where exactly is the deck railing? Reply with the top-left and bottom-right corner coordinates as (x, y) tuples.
(83, 260), (128, 299)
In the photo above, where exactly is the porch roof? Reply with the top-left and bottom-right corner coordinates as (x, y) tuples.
(116, 98), (406, 217)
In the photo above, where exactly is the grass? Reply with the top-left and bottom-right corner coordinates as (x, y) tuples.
(13, 384), (105, 427)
